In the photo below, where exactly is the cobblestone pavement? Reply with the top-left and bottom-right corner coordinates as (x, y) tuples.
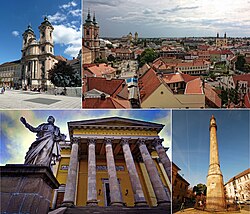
(175, 208), (249, 214)
(0, 89), (81, 109)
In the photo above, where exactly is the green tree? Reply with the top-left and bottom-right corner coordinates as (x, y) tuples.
(107, 54), (116, 62)
(94, 58), (108, 64)
(235, 55), (246, 71)
(193, 184), (207, 196)
(48, 61), (81, 88)
(138, 48), (158, 67)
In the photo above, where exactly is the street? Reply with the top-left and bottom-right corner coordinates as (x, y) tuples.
(0, 89), (81, 109)
(175, 207), (249, 214)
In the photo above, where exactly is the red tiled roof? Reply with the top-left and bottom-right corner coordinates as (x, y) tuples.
(162, 73), (197, 84)
(232, 74), (250, 85)
(87, 77), (127, 98)
(204, 83), (221, 107)
(113, 48), (132, 54)
(82, 97), (130, 109)
(185, 78), (203, 94)
(244, 92), (250, 108)
(138, 68), (162, 102)
(86, 63), (116, 77)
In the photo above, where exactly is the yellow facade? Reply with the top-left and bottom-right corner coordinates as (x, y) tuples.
(141, 84), (205, 109)
(55, 124), (169, 208)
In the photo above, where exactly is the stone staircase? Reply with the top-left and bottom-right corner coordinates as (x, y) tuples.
(64, 206), (171, 214)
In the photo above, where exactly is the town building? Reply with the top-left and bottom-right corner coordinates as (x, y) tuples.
(51, 117), (171, 212)
(172, 163), (190, 206)
(152, 58), (210, 76)
(224, 168), (250, 203)
(0, 60), (21, 88)
(138, 68), (206, 108)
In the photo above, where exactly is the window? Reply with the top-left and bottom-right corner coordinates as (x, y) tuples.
(42, 32), (45, 38)
(41, 47), (45, 52)
(50, 47), (53, 52)
(86, 30), (90, 36)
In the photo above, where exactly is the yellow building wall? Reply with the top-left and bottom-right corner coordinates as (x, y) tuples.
(141, 84), (205, 108)
(73, 129), (159, 137)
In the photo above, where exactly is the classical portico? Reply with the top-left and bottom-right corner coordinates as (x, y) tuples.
(58, 117), (171, 209)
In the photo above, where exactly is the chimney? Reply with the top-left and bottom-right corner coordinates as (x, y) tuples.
(100, 93), (106, 100)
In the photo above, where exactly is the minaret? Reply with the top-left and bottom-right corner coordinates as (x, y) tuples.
(206, 115), (226, 211)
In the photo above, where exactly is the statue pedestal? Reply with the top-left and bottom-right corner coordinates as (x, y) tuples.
(0, 164), (59, 214)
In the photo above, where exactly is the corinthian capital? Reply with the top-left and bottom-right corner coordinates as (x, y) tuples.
(104, 138), (113, 146)
(152, 138), (164, 148)
(120, 138), (130, 146)
(137, 138), (147, 147)
(88, 138), (96, 145)
(72, 137), (80, 145)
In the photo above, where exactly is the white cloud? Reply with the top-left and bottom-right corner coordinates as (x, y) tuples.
(53, 25), (81, 57)
(60, 1), (77, 10)
(85, 0), (250, 37)
(48, 12), (67, 24)
(12, 31), (19, 37)
(68, 9), (81, 17)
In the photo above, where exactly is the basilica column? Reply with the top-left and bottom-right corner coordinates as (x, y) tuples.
(120, 138), (147, 206)
(105, 138), (123, 206)
(152, 138), (171, 181)
(87, 138), (98, 206)
(62, 138), (80, 207)
(137, 138), (170, 206)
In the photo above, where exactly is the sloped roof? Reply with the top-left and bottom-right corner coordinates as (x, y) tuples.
(138, 68), (162, 102)
(68, 116), (164, 131)
(225, 168), (250, 185)
(204, 83), (221, 107)
(86, 63), (116, 77)
(87, 77), (126, 97)
(185, 78), (203, 94)
(244, 92), (250, 108)
(82, 97), (130, 109)
(232, 74), (250, 85)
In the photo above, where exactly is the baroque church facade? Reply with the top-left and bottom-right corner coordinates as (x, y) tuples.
(21, 17), (58, 90)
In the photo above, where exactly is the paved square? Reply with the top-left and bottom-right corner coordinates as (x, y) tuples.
(0, 89), (81, 109)
(24, 98), (61, 105)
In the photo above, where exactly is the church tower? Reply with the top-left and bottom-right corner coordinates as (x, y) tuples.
(206, 115), (226, 211)
(38, 17), (55, 89)
(83, 10), (100, 61)
(39, 16), (54, 55)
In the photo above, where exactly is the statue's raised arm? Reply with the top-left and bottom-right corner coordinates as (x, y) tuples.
(20, 117), (41, 133)
(21, 116), (66, 167)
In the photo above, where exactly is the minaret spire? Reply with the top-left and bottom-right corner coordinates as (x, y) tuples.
(206, 115), (226, 211)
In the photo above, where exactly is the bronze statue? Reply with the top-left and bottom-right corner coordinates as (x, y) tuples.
(20, 116), (66, 167)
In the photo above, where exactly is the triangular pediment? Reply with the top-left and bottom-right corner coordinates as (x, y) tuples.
(68, 117), (163, 130)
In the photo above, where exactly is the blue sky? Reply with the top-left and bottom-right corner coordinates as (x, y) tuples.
(84, 0), (250, 38)
(172, 110), (250, 187)
(0, 0), (81, 64)
(0, 109), (171, 165)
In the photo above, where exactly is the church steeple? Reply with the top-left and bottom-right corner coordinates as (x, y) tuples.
(85, 9), (93, 25)
(93, 12), (98, 26)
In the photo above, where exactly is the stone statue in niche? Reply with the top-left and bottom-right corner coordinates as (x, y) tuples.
(20, 115), (66, 167)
